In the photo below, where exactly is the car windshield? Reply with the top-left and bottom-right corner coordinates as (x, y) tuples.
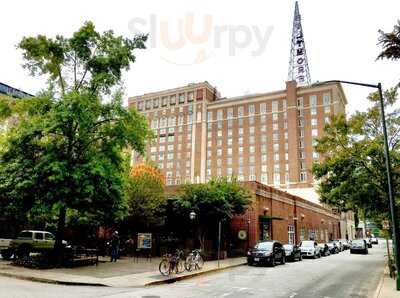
(353, 240), (364, 244)
(45, 233), (55, 240)
(283, 244), (293, 249)
(254, 242), (273, 250)
(301, 241), (314, 247)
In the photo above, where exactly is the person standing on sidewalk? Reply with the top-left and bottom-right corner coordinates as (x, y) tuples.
(110, 231), (120, 262)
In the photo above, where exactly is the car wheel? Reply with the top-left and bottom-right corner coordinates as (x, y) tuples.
(16, 245), (31, 259)
(270, 256), (275, 267)
(313, 252), (317, 259)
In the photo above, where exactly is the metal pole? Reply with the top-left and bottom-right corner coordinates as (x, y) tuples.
(378, 83), (400, 290)
(247, 220), (250, 251)
(217, 221), (221, 268)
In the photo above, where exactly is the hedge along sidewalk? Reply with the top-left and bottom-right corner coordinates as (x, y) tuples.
(0, 257), (247, 287)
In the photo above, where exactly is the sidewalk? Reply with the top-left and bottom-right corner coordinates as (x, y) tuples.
(375, 267), (399, 298)
(0, 256), (246, 287)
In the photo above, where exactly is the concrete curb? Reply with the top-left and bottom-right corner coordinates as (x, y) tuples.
(0, 261), (247, 288)
(144, 262), (247, 286)
(373, 271), (385, 298)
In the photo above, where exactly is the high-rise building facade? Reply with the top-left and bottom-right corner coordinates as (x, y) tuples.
(128, 80), (346, 189)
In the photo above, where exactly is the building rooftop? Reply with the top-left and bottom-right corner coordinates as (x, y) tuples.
(0, 82), (32, 98)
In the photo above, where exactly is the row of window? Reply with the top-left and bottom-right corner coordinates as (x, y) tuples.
(299, 228), (332, 242)
(206, 94), (331, 121)
(151, 98), (331, 129)
(202, 172), (308, 184)
(297, 94), (331, 108)
(210, 100), (286, 121)
(141, 92), (331, 119)
(151, 150), (318, 164)
(137, 92), (195, 111)
(162, 170), (311, 186)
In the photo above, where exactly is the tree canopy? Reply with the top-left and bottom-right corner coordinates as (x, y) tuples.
(19, 21), (147, 96)
(125, 163), (166, 229)
(313, 20), (400, 225)
(312, 89), (400, 222)
(0, 22), (150, 250)
(377, 20), (400, 63)
(169, 178), (251, 250)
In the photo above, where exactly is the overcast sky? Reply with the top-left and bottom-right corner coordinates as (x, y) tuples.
(1, 0), (399, 115)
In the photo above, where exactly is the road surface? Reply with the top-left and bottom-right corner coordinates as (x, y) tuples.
(0, 242), (385, 298)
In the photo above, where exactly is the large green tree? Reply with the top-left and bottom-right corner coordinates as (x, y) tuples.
(170, 178), (251, 251)
(125, 163), (166, 230)
(312, 89), (400, 222)
(313, 20), (400, 224)
(0, 22), (151, 252)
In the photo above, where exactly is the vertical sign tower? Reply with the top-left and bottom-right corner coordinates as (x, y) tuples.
(288, 1), (311, 86)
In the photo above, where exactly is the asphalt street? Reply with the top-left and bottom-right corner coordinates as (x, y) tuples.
(0, 242), (386, 298)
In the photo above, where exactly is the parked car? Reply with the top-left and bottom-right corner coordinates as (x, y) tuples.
(370, 237), (379, 245)
(299, 240), (321, 258)
(350, 239), (368, 254)
(365, 238), (372, 248)
(339, 239), (350, 250)
(247, 240), (286, 267)
(332, 240), (343, 252)
(283, 244), (302, 262)
(0, 230), (66, 260)
(317, 243), (330, 256)
(327, 242), (339, 254)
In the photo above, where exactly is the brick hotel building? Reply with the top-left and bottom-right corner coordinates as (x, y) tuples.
(128, 80), (346, 189)
(128, 81), (349, 245)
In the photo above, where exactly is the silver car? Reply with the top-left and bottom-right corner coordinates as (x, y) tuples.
(350, 239), (368, 254)
(299, 240), (321, 258)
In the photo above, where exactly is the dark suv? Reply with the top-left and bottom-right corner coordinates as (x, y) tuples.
(247, 240), (286, 267)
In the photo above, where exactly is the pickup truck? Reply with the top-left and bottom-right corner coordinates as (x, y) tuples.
(0, 230), (59, 260)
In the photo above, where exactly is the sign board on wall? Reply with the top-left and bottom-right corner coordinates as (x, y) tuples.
(137, 233), (152, 249)
(238, 230), (247, 240)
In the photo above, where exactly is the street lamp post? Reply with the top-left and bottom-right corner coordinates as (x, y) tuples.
(314, 80), (400, 290)
(190, 211), (196, 249)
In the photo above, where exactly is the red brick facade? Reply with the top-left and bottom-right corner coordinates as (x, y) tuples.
(231, 182), (340, 249)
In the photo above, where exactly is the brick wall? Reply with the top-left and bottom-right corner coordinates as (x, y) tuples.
(166, 181), (340, 250)
(230, 181), (340, 248)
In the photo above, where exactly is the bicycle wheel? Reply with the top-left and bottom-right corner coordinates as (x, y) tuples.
(176, 259), (185, 273)
(159, 259), (170, 276)
(196, 254), (204, 270)
(185, 255), (194, 271)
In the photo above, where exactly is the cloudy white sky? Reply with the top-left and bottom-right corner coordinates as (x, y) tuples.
(1, 0), (399, 115)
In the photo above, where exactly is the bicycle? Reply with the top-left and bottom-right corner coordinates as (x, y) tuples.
(185, 249), (204, 271)
(159, 249), (185, 276)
